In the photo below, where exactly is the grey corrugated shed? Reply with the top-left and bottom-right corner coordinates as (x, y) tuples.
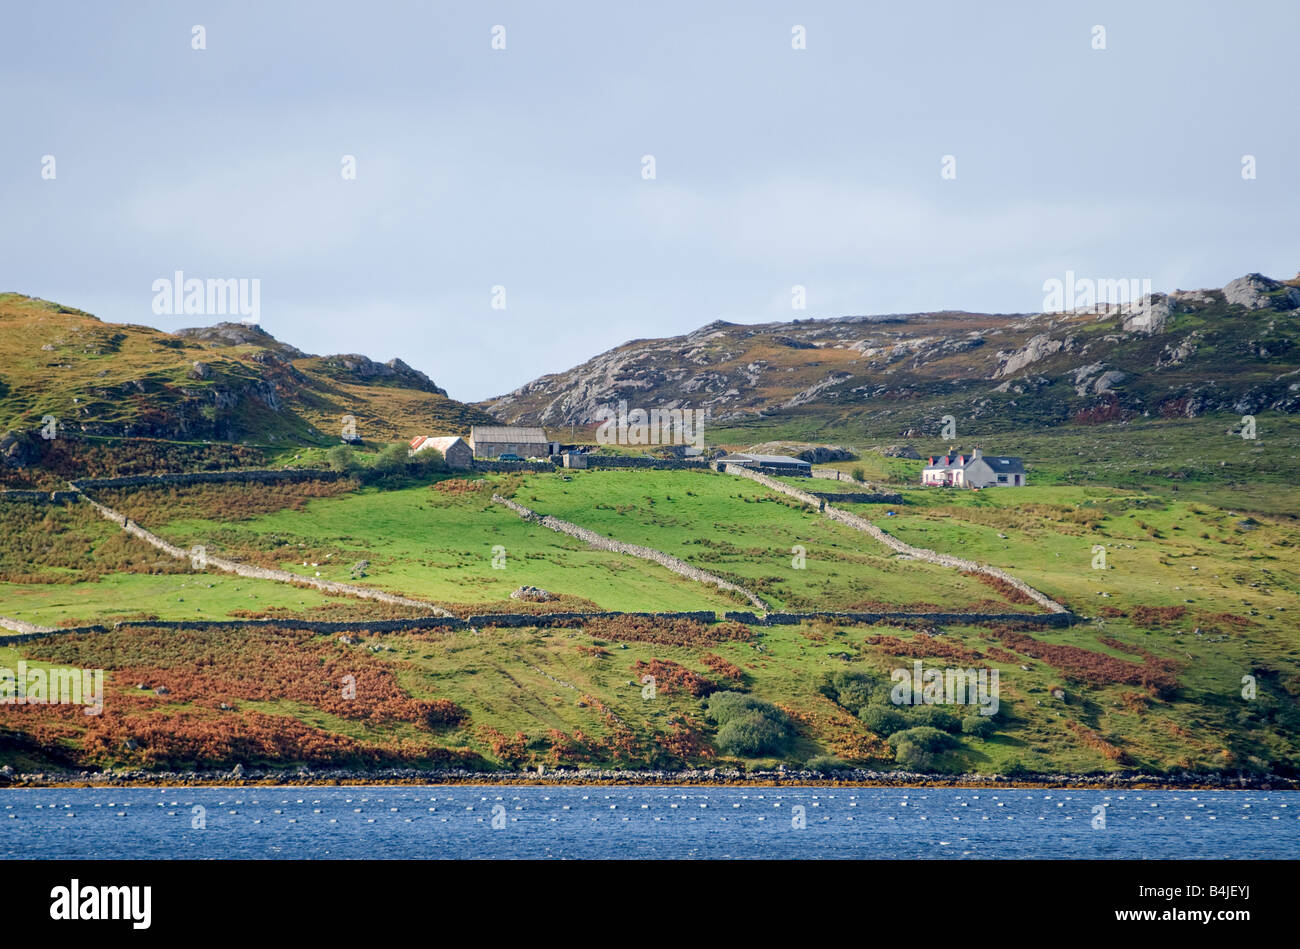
(471, 425), (548, 442)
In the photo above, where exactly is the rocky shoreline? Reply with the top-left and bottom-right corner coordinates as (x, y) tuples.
(1, 765), (1295, 791)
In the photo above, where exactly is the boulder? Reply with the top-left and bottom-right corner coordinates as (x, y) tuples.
(997, 334), (1065, 377)
(1093, 370), (1128, 394)
(1223, 273), (1300, 311)
(1121, 293), (1172, 334)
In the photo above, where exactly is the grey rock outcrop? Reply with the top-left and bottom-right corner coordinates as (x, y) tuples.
(997, 334), (1065, 378)
(1121, 293), (1172, 334)
(1223, 273), (1300, 311)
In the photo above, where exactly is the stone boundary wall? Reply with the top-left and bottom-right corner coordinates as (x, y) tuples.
(724, 464), (1068, 614)
(811, 467), (852, 482)
(581, 456), (710, 470)
(0, 606), (1079, 646)
(0, 615), (59, 635)
(0, 489), (81, 504)
(70, 485), (456, 618)
(0, 610), (722, 643)
(68, 468), (342, 491)
(470, 456), (710, 473)
(471, 460), (557, 473)
(492, 494), (769, 611)
(811, 491), (905, 504)
(722, 609), (1077, 628)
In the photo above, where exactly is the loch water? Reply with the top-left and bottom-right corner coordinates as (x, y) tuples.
(2, 786), (1295, 859)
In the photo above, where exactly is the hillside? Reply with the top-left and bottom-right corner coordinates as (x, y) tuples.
(481, 272), (1300, 441)
(0, 293), (493, 455)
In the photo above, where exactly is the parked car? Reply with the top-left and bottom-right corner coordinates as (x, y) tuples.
(497, 453), (523, 462)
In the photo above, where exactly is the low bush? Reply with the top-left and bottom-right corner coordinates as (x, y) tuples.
(889, 726), (956, 770)
(703, 691), (795, 757)
(859, 705), (908, 736)
(961, 714), (996, 738)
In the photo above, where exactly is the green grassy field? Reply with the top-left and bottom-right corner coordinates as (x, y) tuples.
(1, 428), (1297, 778)
(513, 469), (1026, 612)
(0, 573), (340, 627)
(131, 478), (740, 614)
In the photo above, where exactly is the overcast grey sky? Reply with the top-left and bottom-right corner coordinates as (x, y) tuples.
(2, 1), (1297, 401)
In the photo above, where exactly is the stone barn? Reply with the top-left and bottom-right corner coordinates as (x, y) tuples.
(409, 435), (472, 469)
(469, 425), (556, 459)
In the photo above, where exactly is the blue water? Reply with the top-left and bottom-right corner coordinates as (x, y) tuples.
(2, 786), (1296, 859)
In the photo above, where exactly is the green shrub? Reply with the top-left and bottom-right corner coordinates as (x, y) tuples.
(822, 669), (878, 714)
(704, 691), (794, 757)
(326, 445), (361, 475)
(889, 726), (955, 770)
(851, 466), (866, 482)
(703, 691), (784, 727)
(961, 714), (996, 738)
(859, 704), (908, 736)
(356, 443), (446, 486)
(715, 712), (790, 756)
(907, 704), (961, 733)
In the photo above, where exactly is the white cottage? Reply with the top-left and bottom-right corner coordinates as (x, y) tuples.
(921, 447), (1025, 488)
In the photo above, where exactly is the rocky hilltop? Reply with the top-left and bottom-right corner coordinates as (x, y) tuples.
(481, 273), (1300, 434)
(0, 294), (490, 448)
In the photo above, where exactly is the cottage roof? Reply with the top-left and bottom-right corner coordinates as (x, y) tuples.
(411, 435), (467, 453)
(982, 456), (1025, 474)
(924, 452), (1024, 474)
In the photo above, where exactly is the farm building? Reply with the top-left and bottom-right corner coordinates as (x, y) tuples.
(468, 425), (557, 460)
(715, 452), (812, 476)
(409, 435), (472, 469)
(921, 447), (1025, 488)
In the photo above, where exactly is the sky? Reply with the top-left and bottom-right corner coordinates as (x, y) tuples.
(2, 1), (1298, 402)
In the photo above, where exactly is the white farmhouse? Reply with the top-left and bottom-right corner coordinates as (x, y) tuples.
(921, 447), (1025, 488)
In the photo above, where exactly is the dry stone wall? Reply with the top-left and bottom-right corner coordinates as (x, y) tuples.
(493, 494), (769, 611)
(581, 456), (709, 470)
(0, 610), (722, 644)
(70, 484), (455, 617)
(0, 489), (80, 504)
(69, 468), (341, 491)
(723, 610), (1075, 628)
(724, 465), (1068, 614)
(0, 615), (59, 635)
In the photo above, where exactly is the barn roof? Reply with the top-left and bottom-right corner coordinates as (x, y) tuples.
(471, 425), (548, 442)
